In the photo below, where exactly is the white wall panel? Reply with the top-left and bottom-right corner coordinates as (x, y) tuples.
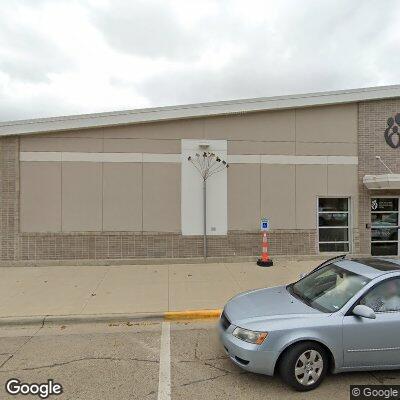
(181, 139), (227, 235)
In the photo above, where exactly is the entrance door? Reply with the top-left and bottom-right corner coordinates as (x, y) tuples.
(371, 198), (399, 256)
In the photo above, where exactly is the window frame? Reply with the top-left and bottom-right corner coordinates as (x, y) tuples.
(317, 196), (351, 254)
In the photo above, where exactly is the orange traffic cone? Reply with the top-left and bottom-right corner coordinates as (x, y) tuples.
(257, 232), (273, 267)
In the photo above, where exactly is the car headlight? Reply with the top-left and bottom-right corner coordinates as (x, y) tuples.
(232, 327), (268, 345)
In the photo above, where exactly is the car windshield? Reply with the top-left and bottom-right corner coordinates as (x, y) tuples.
(288, 264), (371, 312)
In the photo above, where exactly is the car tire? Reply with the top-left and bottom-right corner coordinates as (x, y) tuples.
(279, 341), (328, 391)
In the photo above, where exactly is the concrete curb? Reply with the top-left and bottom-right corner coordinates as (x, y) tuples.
(0, 254), (340, 268)
(0, 313), (164, 327)
(0, 256), (258, 268)
(165, 309), (222, 320)
(0, 309), (222, 327)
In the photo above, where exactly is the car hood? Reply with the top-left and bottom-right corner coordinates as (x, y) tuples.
(224, 285), (321, 325)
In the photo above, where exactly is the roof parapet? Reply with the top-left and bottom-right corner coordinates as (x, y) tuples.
(1, 84), (400, 137)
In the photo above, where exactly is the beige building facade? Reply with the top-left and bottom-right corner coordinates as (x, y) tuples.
(1, 85), (400, 262)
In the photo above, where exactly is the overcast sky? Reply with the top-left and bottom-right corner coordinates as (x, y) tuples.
(0, 0), (399, 122)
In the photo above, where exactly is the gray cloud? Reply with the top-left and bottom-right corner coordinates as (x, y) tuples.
(133, 0), (400, 105)
(0, 0), (400, 121)
(0, 91), (79, 122)
(0, 1), (73, 83)
(89, 0), (206, 60)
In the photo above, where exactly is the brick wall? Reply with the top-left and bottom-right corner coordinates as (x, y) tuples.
(13, 100), (397, 263)
(6, 99), (400, 261)
(358, 99), (400, 255)
(0, 136), (19, 260)
(18, 230), (316, 260)
(0, 132), (319, 262)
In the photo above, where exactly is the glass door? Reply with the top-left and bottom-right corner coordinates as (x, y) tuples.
(371, 198), (399, 256)
(318, 198), (350, 252)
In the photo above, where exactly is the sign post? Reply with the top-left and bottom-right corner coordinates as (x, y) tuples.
(257, 218), (273, 267)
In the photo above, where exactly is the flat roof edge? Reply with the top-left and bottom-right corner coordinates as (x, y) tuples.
(1, 84), (400, 137)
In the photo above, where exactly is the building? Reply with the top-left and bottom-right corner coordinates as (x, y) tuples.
(1, 85), (400, 264)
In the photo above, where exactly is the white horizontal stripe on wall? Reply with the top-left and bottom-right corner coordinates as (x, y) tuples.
(326, 156), (358, 165)
(20, 152), (358, 165)
(20, 152), (181, 163)
(227, 155), (358, 165)
(142, 153), (180, 163)
(62, 152), (143, 162)
(20, 152), (62, 162)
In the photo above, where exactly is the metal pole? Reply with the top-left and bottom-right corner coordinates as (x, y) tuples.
(203, 179), (207, 260)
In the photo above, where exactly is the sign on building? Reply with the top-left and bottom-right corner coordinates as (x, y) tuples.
(260, 218), (270, 232)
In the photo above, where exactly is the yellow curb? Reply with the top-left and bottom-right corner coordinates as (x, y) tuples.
(164, 309), (222, 320)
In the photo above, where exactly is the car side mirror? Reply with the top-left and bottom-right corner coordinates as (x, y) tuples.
(353, 305), (376, 319)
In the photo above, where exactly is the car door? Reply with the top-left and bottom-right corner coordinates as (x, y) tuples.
(342, 277), (400, 368)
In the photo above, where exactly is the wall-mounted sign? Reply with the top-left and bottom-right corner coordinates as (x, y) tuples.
(384, 114), (400, 148)
(371, 198), (398, 212)
(260, 218), (270, 231)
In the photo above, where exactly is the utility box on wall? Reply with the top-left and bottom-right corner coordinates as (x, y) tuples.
(181, 139), (227, 235)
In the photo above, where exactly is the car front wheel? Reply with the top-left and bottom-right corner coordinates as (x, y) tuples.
(279, 342), (327, 391)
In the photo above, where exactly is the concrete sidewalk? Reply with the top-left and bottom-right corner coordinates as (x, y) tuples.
(0, 259), (323, 324)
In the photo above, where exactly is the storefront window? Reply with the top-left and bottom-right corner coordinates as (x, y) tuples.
(319, 198), (349, 212)
(371, 198), (399, 256)
(318, 198), (350, 252)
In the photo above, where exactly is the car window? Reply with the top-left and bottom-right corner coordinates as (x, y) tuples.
(360, 278), (400, 313)
(289, 264), (370, 313)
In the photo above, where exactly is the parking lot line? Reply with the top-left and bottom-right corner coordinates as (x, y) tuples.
(158, 321), (171, 400)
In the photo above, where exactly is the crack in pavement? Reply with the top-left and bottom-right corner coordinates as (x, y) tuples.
(174, 354), (248, 389)
(191, 331), (228, 363)
(79, 267), (110, 314)
(0, 316), (45, 370)
(179, 355), (228, 363)
(0, 355), (13, 370)
(0, 356), (159, 373)
(368, 371), (397, 384)
(177, 358), (232, 375)
(194, 334), (200, 361)
(131, 337), (160, 356)
(200, 356), (227, 361)
(178, 369), (249, 388)
(178, 349), (228, 366)
(223, 263), (243, 291)
(203, 361), (234, 374)
(179, 373), (229, 387)
(368, 372), (384, 384)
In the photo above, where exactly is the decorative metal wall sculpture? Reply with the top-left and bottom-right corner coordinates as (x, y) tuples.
(188, 152), (229, 259)
(384, 114), (400, 148)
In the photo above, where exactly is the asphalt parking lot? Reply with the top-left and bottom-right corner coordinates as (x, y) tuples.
(0, 320), (399, 400)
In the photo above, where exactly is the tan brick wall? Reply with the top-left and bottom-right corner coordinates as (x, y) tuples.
(0, 136), (19, 260)
(1, 134), (319, 262)
(18, 230), (316, 260)
(7, 99), (400, 261)
(358, 99), (400, 255)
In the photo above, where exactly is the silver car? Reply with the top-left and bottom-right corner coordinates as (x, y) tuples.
(219, 256), (400, 391)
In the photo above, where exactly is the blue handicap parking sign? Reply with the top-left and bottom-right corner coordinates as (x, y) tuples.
(260, 218), (270, 231)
